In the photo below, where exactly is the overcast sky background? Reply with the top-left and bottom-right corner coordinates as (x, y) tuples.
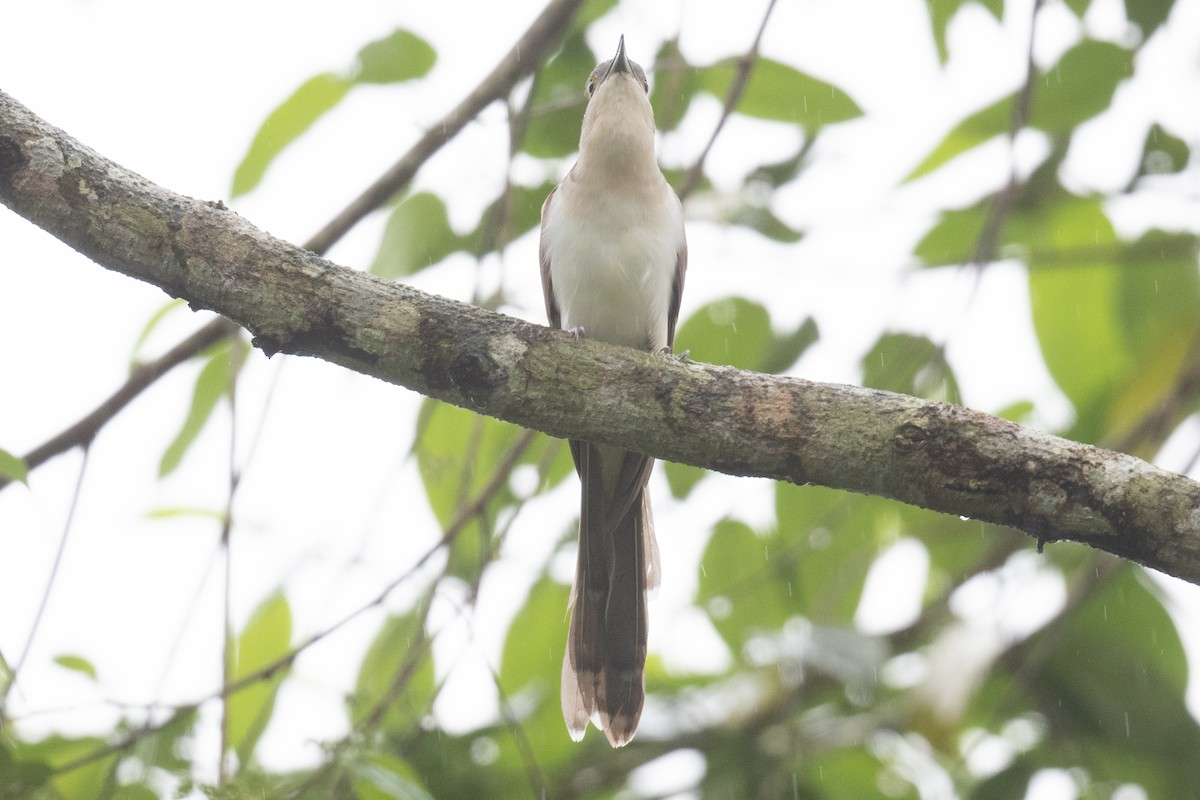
(3, 0), (1200, 795)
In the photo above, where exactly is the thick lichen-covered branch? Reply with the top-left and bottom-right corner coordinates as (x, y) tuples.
(3, 89), (1199, 585)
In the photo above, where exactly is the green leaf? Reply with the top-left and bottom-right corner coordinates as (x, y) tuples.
(927, 0), (1003, 64)
(0, 448), (28, 485)
(524, 31), (594, 159)
(697, 519), (794, 652)
(354, 29), (436, 85)
(349, 610), (435, 734)
(675, 298), (817, 373)
(413, 400), (568, 581)
(908, 40), (1132, 182)
(129, 298), (186, 368)
(1136, 123), (1190, 179)
(232, 29), (434, 197)
(913, 205), (986, 266)
(1030, 40), (1133, 134)
(650, 38), (698, 132)
(159, 337), (248, 478)
(499, 574), (570, 697)
(461, 180), (556, 263)
(700, 57), (862, 130)
(907, 96), (1010, 181)
(371, 192), (462, 278)
(11, 736), (114, 800)
(352, 756), (436, 800)
(1063, 0), (1091, 17)
(663, 460), (707, 499)
(774, 483), (882, 625)
(1124, 0), (1173, 41)
(232, 73), (351, 197)
(226, 590), (292, 766)
(728, 202), (803, 243)
(1027, 202), (1127, 434)
(495, 573), (578, 766)
(1029, 568), (1200, 794)
(144, 506), (226, 522)
(861, 332), (961, 404)
(53, 655), (97, 680)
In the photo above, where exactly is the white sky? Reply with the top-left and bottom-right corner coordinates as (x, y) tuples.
(3, 0), (1200, 795)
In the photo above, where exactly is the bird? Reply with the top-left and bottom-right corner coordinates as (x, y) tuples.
(538, 35), (687, 747)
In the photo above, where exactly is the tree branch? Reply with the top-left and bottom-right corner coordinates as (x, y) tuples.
(0, 317), (238, 492)
(3, 90), (1200, 585)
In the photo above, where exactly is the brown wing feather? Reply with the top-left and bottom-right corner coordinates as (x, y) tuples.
(666, 238), (687, 349)
(539, 186), (562, 331)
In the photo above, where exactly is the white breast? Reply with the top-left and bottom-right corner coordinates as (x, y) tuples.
(544, 179), (683, 351)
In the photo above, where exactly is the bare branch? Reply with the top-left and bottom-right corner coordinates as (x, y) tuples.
(0, 317), (238, 491)
(2, 90), (1200, 585)
(305, 0), (586, 255)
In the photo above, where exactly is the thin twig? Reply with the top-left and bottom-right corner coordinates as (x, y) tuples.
(677, 0), (780, 200)
(1, 443), (92, 717)
(304, 0), (586, 256)
(0, 318), (239, 493)
(49, 426), (538, 776)
(969, 0), (1045, 267)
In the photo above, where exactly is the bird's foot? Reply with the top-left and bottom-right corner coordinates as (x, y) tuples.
(662, 347), (690, 362)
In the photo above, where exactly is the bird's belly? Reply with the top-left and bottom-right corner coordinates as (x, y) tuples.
(548, 204), (678, 351)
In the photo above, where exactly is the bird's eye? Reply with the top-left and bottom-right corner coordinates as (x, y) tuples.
(641, 78), (649, 93)
(586, 78), (597, 96)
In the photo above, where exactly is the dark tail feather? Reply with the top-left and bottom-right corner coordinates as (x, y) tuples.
(562, 441), (656, 747)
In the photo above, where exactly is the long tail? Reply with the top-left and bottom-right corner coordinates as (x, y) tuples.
(561, 440), (660, 747)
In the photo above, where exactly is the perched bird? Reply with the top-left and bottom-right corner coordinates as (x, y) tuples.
(538, 35), (687, 747)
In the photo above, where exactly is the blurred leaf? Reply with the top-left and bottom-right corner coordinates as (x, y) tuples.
(232, 29), (434, 196)
(1135, 123), (1190, 179)
(463, 180), (556, 262)
(664, 460), (707, 499)
(908, 40), (1132, 182)
(53, 654), (97, 680)
(129, 298), (185, 368)
(227, 590), (292, 766)
(414, 400), (563, 579)
(12, 736), (114, 800)
(232, 73), (351, 197)
(1026, 200), (1125, 435)
(355, 29), (436, 84)
(650, 38), (698, 132)
(351, 754), (436, 800)
(907, 96), (1010, 181)
(1063, 0), (1091, 17)
(914, 205), (985, 266)
(496, 573), (577, 765)
(1030, 40), (1133, 134)
(675, 298), (816, 373)
(499, 574), (570, 696)
(0, 448), (28, 485)
(700, 57), (862, 130)
(524, 31), (594, 159)
(861, 332), (961, 404)
(748, 144), (810, 189)
(1029, 568), (1200, 794)
(144, 506), (226, 522)
(927, 0), (1004, 63)
(774, 483), (882, 625)
(371, 192), (462, 278)
(350, 610), (435, 735)
(1125, 0), (1173, 41)
(728, 202), (803, 243)
(159, 337), (248, 478)
(698, 519), (794, 652)
(112, 785), (158, 800)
